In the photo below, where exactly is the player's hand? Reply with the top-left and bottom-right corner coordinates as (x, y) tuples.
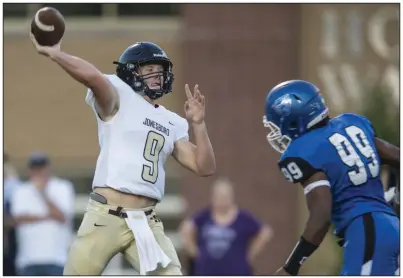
(29, 32), (61, 59)
(274, 267), (291, 276)
(184, 84), (205, 125)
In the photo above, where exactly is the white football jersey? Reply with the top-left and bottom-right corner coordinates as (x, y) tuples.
(85, 74), (189, 201)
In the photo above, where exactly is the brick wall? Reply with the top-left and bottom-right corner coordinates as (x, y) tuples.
(180, 4), (301, 274)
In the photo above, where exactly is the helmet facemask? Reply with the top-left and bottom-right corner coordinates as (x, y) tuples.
(263, 115), (292, 153)
(114, 59), (174, 100)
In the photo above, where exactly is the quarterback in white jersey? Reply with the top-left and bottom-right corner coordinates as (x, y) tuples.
(30, 35), (216, 275)
(85, 73), (190, 201)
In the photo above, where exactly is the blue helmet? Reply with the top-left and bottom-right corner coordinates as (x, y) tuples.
(263, 80), (329, 153)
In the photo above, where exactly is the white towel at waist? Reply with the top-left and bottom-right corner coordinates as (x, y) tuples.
(124, 210), (171, 275)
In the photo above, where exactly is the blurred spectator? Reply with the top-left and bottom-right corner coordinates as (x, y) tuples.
(180, 177), (273, 275)
(11, 152), (75, 276)
(4, 153), (21, 276)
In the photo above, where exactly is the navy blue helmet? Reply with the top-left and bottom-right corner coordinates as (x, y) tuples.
(113, 42), (174, 100)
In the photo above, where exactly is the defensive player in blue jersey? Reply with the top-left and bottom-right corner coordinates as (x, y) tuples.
(263, 80), (399, 276)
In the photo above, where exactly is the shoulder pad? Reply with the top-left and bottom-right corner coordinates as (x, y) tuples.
(337, 113), (376, 137)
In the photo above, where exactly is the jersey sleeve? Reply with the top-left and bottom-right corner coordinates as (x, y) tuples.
(169, 115), (189, 142)
(164, 110), (189, 142)
(85, 88), (96, 110)
(85, 74), (122, 119)
(278, 156), (320, 184)
(176, 118), (189, 141)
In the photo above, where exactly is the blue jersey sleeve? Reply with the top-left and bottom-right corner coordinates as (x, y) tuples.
(278, 139), (324, 184)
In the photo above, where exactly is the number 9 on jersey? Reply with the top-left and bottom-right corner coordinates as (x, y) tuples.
(142, 131), (165, 184)
(281, 162), (303, 182)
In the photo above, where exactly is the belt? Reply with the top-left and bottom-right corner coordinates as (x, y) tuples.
(89, 192), (152, 218)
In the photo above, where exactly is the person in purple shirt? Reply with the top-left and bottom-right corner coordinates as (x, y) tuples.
(180, 177), (273, 275)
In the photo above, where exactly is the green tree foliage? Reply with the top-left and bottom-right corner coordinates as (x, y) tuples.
(360, 86), (399, 146)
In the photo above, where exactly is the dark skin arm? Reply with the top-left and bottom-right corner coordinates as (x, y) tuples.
(375, 137), (399, 169)
(375, 137), (400, 214)
(276, 172), (332, 275)
(300, 172), (332, 245)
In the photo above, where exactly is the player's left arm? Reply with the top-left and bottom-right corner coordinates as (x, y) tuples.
(279, 171), (332, 276)
(358, 115), (399, 169)
(374, 137), (400, 169)
(172, 84), (216, 177)
(360, 115), (400, 212)
(173, 124), (215, 177)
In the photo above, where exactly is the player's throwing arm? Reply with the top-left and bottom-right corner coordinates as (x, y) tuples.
(30, 7), (119, 121)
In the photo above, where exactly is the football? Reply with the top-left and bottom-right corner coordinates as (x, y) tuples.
(30, 7), (65, 46)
